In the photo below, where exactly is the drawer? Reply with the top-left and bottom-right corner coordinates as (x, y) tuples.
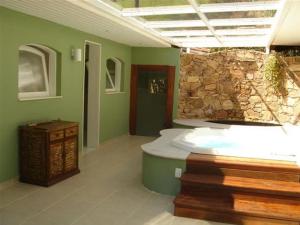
(49, 130), (64, 141)
(65, 127), (78, 137)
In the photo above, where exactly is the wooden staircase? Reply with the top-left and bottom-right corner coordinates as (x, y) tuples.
(174, 153), (300, 225)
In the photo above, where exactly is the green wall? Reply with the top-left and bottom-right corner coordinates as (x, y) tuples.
(0, 7), (182, 184)
(0, 7), (131, 182)
(132, 47), (181, 118)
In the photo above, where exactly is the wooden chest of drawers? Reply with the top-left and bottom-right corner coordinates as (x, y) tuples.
(19, 120), (80, 186)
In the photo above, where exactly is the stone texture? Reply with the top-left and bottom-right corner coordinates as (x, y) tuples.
(205, 84), (216, 91)
(178, 50), (300, 124)
(222, 100), (234, 110)
(187, 76), (199, 83)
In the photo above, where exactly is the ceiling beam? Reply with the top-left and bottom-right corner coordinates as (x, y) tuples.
(266, 0), (290, 48)
(172, 35), (268, 43)
(160, 28), (271, 37)
(146, 17), (274, 28)
(178, 36), (268, 48)
(187, 0), (223, 45)
(83, 0), (172, 47)
(122, 1), (279, 17)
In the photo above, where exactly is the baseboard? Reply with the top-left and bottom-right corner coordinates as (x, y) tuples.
(0, 177), (18, 191)
(80, 147), (97, 156)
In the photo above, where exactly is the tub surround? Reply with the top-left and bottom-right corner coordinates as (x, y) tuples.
(141, 129), (188, 195)
(174, 119), (232, 129)
(142, 125), (300, 196)
(142, 127), (300, 224)
(141, 129), (190, 161)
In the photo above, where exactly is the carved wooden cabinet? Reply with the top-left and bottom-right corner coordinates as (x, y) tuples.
(19, 120), (80, 186)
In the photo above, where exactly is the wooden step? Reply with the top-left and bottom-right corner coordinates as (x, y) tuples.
(181, 173), (300, 197)
(175, 206), (299, 225)
(186, 164), (300, 182)
(174, 194), (300, 223)
(187, 153), (300, 174)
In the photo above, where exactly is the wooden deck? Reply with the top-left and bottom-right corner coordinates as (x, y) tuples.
(174, 153), (300, 225)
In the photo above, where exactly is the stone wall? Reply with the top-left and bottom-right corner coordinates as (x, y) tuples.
(178, 50), (300, 125)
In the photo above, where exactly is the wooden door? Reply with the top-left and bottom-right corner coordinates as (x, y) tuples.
(130, 65), (175, 135)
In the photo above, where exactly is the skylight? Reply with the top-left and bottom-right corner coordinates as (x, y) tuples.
(100, 0), (283, 48)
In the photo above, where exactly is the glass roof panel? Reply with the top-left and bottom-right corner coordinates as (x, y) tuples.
(109, 0), (188, 8)
(159, 26), (271, 37)
(103, 0), (281, 48)
(142, 14), (199, 21)
(197, 0), (277, 3)
(159, 27), (210, 31)
(215, 25), (271, 29)
(206, 10), (276, 20)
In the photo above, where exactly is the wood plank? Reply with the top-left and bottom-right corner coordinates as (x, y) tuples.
(180, 184), (300, 203)
(186, 165), (300, 182)
(181, 173), (300, 197)
(129, 65), (138, 135)
(174, 153), (300, 224)
(174, 207), (299, 225)
(174, 194), (300, 221)
(187, 153), (300, 174)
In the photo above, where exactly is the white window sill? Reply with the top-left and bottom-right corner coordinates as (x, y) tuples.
(18, 96), (63, 101)
(104, 91), (126, 95)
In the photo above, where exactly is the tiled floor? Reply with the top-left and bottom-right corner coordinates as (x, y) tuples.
(0, 135), (229, 225)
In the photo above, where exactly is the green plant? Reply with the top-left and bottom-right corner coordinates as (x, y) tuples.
(263, 54), (283, 93)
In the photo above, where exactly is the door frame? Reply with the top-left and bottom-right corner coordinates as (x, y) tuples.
(129, 64), (175, 135)
(82, 40), (101, 152)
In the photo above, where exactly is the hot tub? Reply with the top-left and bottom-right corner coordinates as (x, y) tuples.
(171, 126), (300, 164)
(142, 125), (300, 165)
(141, 125), (300, 195)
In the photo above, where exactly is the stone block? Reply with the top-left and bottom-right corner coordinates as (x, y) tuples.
(286, 97), (297, 106)
(187, 76), (199, 83)
(205, 84), (217, 91)
(246, 73), (254, 80)
(207, 59), (218, 70)
(249, 96), (261, 104)
(215, 110), (228, 119)
(230, 69), (244, 79)
(222, 100), (234, 110)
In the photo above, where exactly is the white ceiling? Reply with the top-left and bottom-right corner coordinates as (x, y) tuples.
(272, 0), (300, 46)
(0, 0), (170, 48)
(1, 0), (299, 48)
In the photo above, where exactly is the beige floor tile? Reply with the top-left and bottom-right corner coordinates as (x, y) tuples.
(0, 135), (232, 225)
(0, 183), (41, 209)
(72, 207), (129, 225)
(0, 209), (31, 225)
(22, 195), (96, 225)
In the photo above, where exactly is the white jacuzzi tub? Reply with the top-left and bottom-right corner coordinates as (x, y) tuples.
(141, 125), (300, 165)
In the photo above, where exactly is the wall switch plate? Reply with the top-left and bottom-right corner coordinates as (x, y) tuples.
(175, 168), (182, 178)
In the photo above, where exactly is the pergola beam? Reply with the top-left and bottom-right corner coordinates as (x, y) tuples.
(146, 17), (274, 28)
(172, 35), (268, 43)
(179, 36), (268, 48)
(160, 28), (271, 37)
(122, 1), (279, 17)
(187, 0), (223, 45)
